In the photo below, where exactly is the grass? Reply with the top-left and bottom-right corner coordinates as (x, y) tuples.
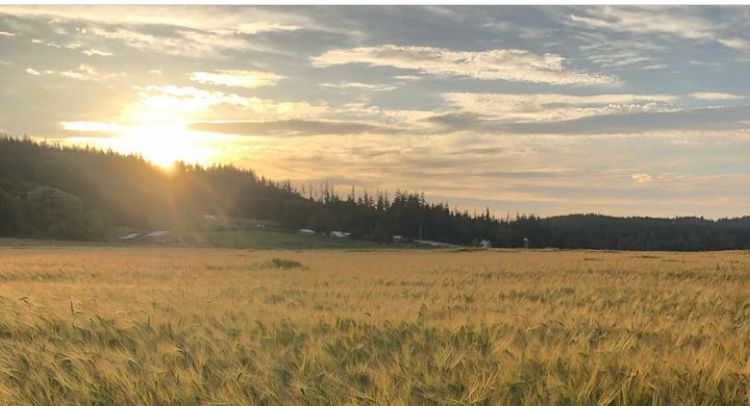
(260, 258), (306, 270)
(206, 258), (307, 272)
(0, 247), (749, 404)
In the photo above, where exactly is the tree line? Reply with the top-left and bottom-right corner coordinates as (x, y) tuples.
(1, 136), (748, 250)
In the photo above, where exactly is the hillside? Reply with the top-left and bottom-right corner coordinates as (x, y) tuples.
(0, 136), (749, 250)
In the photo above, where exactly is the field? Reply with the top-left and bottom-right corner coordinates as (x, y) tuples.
(1, 247), (749, 404)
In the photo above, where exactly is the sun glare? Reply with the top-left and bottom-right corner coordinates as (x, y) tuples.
(69, 123), (216, 170)
(67, 88), (227, 169)
(125, 124), (213, 169)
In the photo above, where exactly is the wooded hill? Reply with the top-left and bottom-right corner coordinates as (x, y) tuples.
(1, 136), (748, 250)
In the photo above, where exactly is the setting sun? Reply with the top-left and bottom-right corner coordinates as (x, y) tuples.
(61, 84), (226, 168)
(63, 122), (218, 169)
(124, 125), (215, 169)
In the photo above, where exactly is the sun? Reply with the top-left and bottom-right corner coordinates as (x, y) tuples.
(63, 85), (233, 169)
(75, 123), (216, 170)
(108, 88), (226, 169)
(123, 124), (213, 169)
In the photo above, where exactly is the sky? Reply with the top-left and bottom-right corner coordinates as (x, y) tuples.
(0, 5), (749, 219)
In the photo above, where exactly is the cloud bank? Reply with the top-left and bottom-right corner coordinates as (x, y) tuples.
(312, 45), (619, 86)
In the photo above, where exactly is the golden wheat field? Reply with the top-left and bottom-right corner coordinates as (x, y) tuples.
(1, 247), (750, 405)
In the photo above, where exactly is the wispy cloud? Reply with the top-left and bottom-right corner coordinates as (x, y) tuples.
(217, 22), (301, 35)
(89, 27), (256, 58)
(25, 64), (118, 81)
(134, 85), (250, 115)
(0, 6), (308, 35)
(60, 121), (127, 134)
(641, 64), (667, 70)
(425, 104), (750, 136)
(127, 85), (329, 123)
(688, 60), (721, 69)
(0, 6), (321, 58)
(570, 6), (715, 40)
(320, 82), (397, 92)
(631, 173), (654, 184)
(689, 92), (745, 101)
(189, 70), (284, 88)
(577, 33), (667, 70)
(442, 92), (676, 123)
(717, 37), (750, 51)
(191, 119), (399, 137)
(570, 6), (750, 52)
(312, 45), (619, 86)
(82, 49), (113, 57)
(498, 105), (750, 134)
(394, 75), (422, 81)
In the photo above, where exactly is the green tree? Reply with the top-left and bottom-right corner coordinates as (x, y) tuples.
(24, 186), (104, 239)
(0, 186), (23, 234)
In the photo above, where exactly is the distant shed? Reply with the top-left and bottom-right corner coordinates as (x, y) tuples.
(145, 230), (177, 244)
(119, 232), (139, 241)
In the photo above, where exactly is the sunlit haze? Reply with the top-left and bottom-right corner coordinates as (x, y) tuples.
(1, 5), (749, 217)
